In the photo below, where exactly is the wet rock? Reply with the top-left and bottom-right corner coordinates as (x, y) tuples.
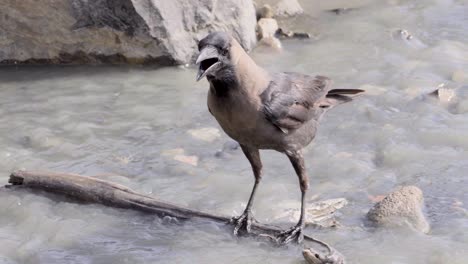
(256, 18), (282, 50)
(215, 140), (240, 158)
(187, 127), (221, 142)
(16, 128), (63, 149)
(113, 154), (134, 165)
(254, 2), (310, 50)
(306, 198), (348, 227)
(256, 4), (274, 20)
(451, 198), (468, 217)
(391, 29), (427, 49)
(392, 29), (413, 41)
(222, 140), (240, 152)
(161, 148), (198, 166)
(173, 154), (198, 166)
(328, 8), (354, 15)
(258, 37), (283, 50)
(303, 247), (345, 264)
(367, 186), (430, 233)
(275, 0), (304, 18)
(451, 70), (467, 83)
(276, 28), (311, 39)
(257, 18), (279, 39)
(0, 0), (257, 65)
(161, 148), (185, 157)
(429, 84), (456, 104)
(428, 84), (468, 114)
(274, 198), (348, 228)
(368, 194), (386, 203)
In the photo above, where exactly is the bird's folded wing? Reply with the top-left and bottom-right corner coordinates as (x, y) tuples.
(261, 74), (331, 132)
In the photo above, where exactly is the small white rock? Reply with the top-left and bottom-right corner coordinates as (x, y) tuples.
(160, 148), (198, 166)
(451, 70), (466, 83)
(392, 29), (413, 40)
(438, 87), (456, 103)
(187, 127), (221, 142)
(173, 154), (198, 166)
(391, 28), (427, 48)
(257, 18), (279, 39)
(161, 148), (185, 157)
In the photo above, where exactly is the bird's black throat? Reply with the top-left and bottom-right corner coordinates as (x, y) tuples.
(209, 78), (233, 97)
(207, 72), (238, 97)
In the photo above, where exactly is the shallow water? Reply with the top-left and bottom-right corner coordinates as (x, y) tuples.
(1, 0), (467, 263)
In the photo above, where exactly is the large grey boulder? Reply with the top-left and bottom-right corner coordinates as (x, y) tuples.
(367, 186), (430, 233)
(0, 0), (257, 65)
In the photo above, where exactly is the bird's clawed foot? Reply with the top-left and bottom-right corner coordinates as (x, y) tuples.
(230, 210), (256, 236)
(276, 223), (304, 244)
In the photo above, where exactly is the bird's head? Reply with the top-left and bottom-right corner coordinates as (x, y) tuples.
(196, 32), (236, 83)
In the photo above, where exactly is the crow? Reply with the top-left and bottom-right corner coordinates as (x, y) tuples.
(196, 31), (364, 244)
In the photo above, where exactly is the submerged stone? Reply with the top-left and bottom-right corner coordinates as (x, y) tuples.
(452, 70), (467, 83)
(187, 127), (221, 142)
(367, 185), (430, 233)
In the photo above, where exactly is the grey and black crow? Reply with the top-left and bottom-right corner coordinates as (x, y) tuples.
(196, 32), (364, 244)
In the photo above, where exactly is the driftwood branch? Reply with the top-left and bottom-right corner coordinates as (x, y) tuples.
(6, 170), (345, 264)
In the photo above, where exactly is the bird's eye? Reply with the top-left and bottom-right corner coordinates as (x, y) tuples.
(220, 47), (229, 56)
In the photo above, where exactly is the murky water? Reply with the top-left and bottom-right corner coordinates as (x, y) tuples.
(1, 0), (467, 263)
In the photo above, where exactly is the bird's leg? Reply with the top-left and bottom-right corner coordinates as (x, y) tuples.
(231, 145), (262, 236)
(277, 150), (309, 244)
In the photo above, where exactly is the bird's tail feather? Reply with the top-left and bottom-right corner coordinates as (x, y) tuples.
(319, 88), (365, 108)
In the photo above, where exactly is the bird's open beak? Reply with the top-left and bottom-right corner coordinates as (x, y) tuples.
(196, 46), (220, 81)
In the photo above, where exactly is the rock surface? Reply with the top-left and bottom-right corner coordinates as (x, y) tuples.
(367, 186), (430, 233)
(428, 84), (468, 114)
(187, 127), (221, 142)
(452, 70), (467, 83)
(257, 18), (279, 39)
(275, 0), (304, 17)
(391, 29), (427, 49)
(0, 0), (257, 65)
(274, 198), (348, 228)
(303, 247), (345, 264)
(258, 36), (282, 50)
(160, 148), (198, 166)
(256, 4), (274, 20)
(214, 140), (239, 158)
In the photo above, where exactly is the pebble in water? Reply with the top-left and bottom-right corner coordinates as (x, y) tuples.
(187, 127), (221, 142)
(367, 186), (430, 233)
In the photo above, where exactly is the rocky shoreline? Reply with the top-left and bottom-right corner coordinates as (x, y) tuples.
(0, 0), (257, 65)
(0, 0), (320, 66)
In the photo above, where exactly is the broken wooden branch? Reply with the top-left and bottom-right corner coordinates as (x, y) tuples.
(6, 170), (345, 264)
